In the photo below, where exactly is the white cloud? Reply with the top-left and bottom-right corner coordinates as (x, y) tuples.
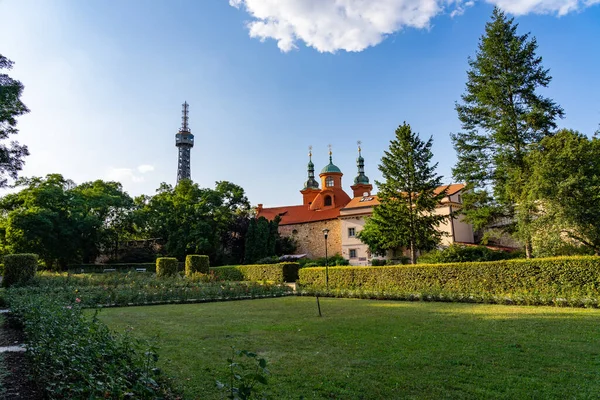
(486, 0), (600, 16)
(230, 0), (599, 52)
(106, 168), (145, 183)
(137, 164), (155, 173)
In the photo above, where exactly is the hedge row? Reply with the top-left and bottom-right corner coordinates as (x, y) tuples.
(298, 256), (600, 307)
(2, 254), (38, 287)
(186, 255), (210, 276)
(211, 262), (300, 283)
(67, 262), (187, 274)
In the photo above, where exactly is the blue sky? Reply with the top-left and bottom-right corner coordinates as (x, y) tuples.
(1, 0), (599, 207)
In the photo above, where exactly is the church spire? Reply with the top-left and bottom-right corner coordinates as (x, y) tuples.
(303, 146), (319, 190)
(354, 141), (370, 185)
(351, 141), (373, 197)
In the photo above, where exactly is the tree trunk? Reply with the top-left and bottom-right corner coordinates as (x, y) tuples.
(410, 243), (417, 265)
(525, 239), (533, 259)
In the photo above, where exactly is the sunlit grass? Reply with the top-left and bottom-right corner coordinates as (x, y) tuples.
(98, 297), (600, 399)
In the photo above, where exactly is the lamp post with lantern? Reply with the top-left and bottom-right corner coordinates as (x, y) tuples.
(323, 228), (329, 291)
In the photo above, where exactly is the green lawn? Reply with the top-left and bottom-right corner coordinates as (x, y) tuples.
(97, 297), (600, 399)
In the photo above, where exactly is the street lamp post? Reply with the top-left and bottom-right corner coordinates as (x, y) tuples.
(323, 228), (329, 292)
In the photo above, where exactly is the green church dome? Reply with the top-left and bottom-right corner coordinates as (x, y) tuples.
(321, 162), (342, 174)
(354, 174), (370, 185)
(321, 152), (341, 174)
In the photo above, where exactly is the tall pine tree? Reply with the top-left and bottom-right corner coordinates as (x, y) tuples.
(451, 8), (563, 257)
(359, 122), (448, 264)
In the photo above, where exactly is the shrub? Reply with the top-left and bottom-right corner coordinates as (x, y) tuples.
(371, 259), (386, 266)
(211, 263), (300, 283)
(156, 257), (178, 278)
(185, 255), (210, 276)
(68, 263), (157, 274)
(417, 244), (522, 264)
(2, 254), (38, 288)
(6, 292), (173, 398)
(298, 256), (600, 306)
(255, 256), (279, 264)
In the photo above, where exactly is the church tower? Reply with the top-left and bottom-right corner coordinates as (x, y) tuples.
(308, 146), (351, 210)
(176, 101), (194, 182)
(301, 146), (320, 206)
(351, 141), (373, 197)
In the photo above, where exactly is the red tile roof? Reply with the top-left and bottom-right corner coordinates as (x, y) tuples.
(258, 204), (344, 225)
(259, 184), (465, 224)
(342, 183), (465, 210)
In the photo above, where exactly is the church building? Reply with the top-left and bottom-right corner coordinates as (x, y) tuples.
(256, 146), (474, 265)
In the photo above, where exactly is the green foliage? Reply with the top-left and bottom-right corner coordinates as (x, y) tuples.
(136, 180), (251, 265)
(370, 259), (387, 266)
(451, 8), (563, 254)
(0, 175), (135, 268)
(0, 54), (30, 187)
(186, 255), (210, 276)
(359, 122), (448, 263)
(211, 263), (300, 283)
(417, 244), (523, 264)
(5, 291), (173, 398)
(156, 257), (178, 278)
(298, 254), (348, 267)
(216, 347), (270, 400)
(68, 262), (158, 274)
(255, 256), (279, 264)
(7, 271), (292, 308)
(526, 129), (600, 255)
(299, 256), (600, 306)
(244, 216), (280, 264)
(2, 253), (37, 287)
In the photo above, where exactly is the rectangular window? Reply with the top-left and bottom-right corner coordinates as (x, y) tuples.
(348, 227), (355, 237)
(349, 249), (357, 259)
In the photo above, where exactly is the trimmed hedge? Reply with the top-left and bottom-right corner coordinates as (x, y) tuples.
(156, 257), (178, 278)
(211, 262), (300, 283)
(2, 254), (38, 287)
(298, 256), (600, 306)
(67, 262), (187, 274)
(185, 255), (209, 276)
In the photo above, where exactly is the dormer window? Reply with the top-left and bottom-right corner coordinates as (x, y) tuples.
(326, 177), (334, 187)
(324, 195), (332, 206)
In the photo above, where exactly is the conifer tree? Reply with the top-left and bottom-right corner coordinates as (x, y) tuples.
(359, 123), (448, 264)
(451, 8), (563, 257)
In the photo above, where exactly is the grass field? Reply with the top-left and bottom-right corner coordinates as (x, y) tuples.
(97, 297), (600, 399)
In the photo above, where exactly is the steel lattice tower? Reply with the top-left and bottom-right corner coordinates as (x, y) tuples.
(176, 101), (194, 182)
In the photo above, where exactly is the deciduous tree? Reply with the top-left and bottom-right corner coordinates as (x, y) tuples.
(526, 129), (600, 255)
(0, 54), (29, 187)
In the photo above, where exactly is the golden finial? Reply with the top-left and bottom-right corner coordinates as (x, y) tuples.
(308, 145), (313, 158)
(328, 144), (332, 156)
(357, 140), (362, 153)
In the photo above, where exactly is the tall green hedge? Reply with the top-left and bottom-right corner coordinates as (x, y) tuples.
(298, 256), (600, 306)
(211, 262), (300, 283)
(185, 255), (210, 276)
(2, 254), (38, 287)
(156, 257), (178, 278)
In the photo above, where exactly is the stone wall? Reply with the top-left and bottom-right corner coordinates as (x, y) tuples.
(279, 219), (342, 259)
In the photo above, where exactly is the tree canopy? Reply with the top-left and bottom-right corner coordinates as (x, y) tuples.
(526, 129), (600, 255)
(451, 8), (564, 256)
(0, 174), (134, 268)
(359, 122), (448, 264)
(0, 54), (30, 187)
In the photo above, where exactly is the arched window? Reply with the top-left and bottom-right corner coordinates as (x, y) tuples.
(324, 195), (332, 206)
(326, 177), (334, 187)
